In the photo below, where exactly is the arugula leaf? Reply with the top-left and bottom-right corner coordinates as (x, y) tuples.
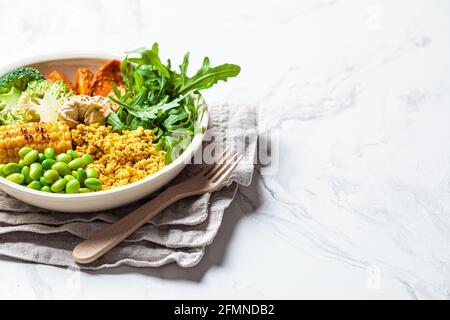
(107, 110), (129, 131)
(175, 56), (241, 96)
(108, 43), (240, 163)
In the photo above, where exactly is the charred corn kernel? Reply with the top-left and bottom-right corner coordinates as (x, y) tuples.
(0, 122), (73, 164)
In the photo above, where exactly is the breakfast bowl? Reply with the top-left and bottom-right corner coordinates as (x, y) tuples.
(0, 53), (209, 212)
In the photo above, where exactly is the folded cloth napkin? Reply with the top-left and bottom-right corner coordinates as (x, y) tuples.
(0, 103), (257, 269)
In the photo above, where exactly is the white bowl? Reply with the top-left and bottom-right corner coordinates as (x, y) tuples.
(0, 53), (208, 212)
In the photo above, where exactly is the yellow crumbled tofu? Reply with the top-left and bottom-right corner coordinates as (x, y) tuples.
(71, 124), (166, 190)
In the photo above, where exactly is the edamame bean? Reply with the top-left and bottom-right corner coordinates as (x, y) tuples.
(52, 162), (71, 176)
(44, 147), (56, 160)
(0, 164), (6, 177)
(39, 176), (49, 186)
(85, 167), (98, 179)
(23, 150), (39, 165)
(68, 158), (85, 170)
(3, 163), (21, 175)
(29, 163), (43, 181)
(56, 153), (72, 163)
(51, 178), (68, 192)
(64, 175), (76, 181)
(67, 149), (79, 159)
(18, 160), (26, 169)
(84, 178), (101, 191)
(76, 168), (87, 185)
(27, 181), (41, 190)
(21, 166), (32, 184)
(6, 173), (24, 184)
(40, 186), (51, 192)
(38, 153), (46, 163)
(42, 159), (56, 170)
(18, 147), (33, 159)
(65, 180), (80, 194)
(43, 169), (59, 184)
(79, 188), (92, 193)
(82, 154), (93, 165)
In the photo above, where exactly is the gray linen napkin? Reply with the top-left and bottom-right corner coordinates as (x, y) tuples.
(0, 104), (257, 269)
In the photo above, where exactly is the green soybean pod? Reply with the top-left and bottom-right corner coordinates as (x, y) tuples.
(51, 178), (68, 193)
(76, 168), (87, 185)
(23, 150), (39, 165)
(21, 166), (32, 184)
(6, 173), (25, 184)
(3, 163), (21, 175)
(79, 188), (92, 193)
(27, 181), (41, 190)
(42, 159), (56, 170)
(38, 153), (46, 163)
(65, 179), (80, 194)
(81, 154), (93, 165)
(43, 169), (59, 184)
(40, 186), (51, 193)
(56, 153), (72, 164)
(52, 162), (71, 176)
(44, 147), (56, 160)
(67, 149), (79, 159)
(84, 178), (101, 191)
(68, 158), (85, 170)
(0, 164), (6, 177)
(18, 147), (33, 159)
(64, 175), (76, 181)
(29, 163), (43, 181)
(39, 176), (49, 187)
(85, 167), (98, 179)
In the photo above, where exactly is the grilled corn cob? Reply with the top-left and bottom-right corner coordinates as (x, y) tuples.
(0, 122), (72, 163)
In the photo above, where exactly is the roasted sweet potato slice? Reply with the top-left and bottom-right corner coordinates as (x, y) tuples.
(74, 67), (94, 95)
(47, 70), (73, 90)
(92, 59), (122, 97)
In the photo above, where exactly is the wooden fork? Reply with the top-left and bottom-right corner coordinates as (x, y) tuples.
(72, 149), (243, 264)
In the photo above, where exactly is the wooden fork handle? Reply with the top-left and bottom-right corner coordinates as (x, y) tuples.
(73, 185), (194, 264)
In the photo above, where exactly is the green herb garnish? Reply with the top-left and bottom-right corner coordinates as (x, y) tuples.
(107, 43), (240, 163)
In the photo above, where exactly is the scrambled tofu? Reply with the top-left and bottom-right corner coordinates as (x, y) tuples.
(71, 124), (166, 190)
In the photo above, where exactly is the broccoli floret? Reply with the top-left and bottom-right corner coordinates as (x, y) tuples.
(20, 79), (72, 105)
(21, 80), (51, 101)
(50, 80), (73, 98)
(0, 67), (45, 94)
(0, 86), (21, 108)
(17, 80), (73, 123)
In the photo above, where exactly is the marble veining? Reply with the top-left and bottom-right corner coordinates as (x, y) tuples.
(0, 0), (449, 299)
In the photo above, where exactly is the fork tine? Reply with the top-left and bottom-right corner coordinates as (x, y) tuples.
(206, 149), (236, 178)
(211, 154), (243, 184)
(201, 147), (231, 176)
(209, 152), (242, 183)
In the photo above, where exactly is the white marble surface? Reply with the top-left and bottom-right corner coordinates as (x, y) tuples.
(1, 0), (449, 299)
